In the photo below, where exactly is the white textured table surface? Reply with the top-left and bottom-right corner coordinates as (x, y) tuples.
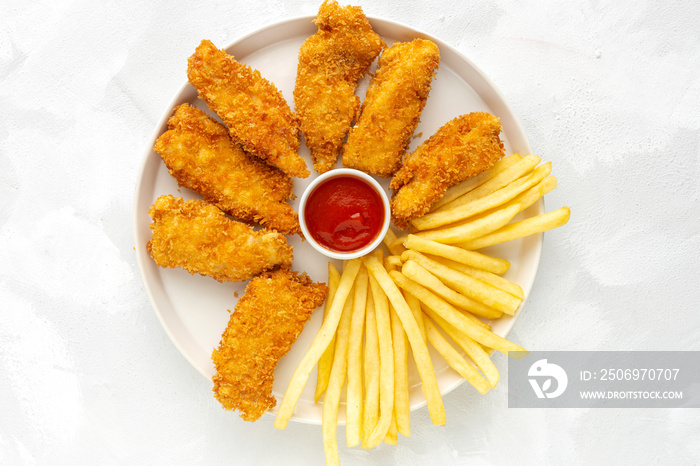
(1, 0), (698, 464)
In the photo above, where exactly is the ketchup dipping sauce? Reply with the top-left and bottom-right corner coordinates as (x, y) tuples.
(299, 169), (390, 260)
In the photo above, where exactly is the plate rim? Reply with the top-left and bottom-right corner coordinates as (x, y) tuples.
(133, 14), (543, 425)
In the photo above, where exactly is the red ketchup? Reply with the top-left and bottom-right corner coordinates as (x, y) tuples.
(304, 175), (385, 253)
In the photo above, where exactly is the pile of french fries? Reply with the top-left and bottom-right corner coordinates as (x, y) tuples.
(273, 154), (570, 465)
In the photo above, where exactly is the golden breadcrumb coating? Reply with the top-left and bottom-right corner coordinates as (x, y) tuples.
(342, 38), (440, 177)
(147, 195), (292, 282)
(294, 0), (384, 174)
(154, 104), (300, 235)
(389, 112), (505, 229)
(212, 269), (327, 421)
(187, 40), (309, 178)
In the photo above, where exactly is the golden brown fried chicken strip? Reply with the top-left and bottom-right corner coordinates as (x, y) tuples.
(212, 269), (327, 421)
(389, 112), (506, 229)
(294, 0), (384, 173)
(342, 38), (440, 177)
(154, 104), (300, 235)
(147, 195), (292, 282)
(187, 40), (309, 178)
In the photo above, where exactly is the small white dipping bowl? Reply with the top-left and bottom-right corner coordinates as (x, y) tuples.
(298, 168), (391, 260)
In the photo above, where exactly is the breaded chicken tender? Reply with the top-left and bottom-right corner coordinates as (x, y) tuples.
(294, 0), (384, 174)
(147, 195), (292, 282)
(342, 38), (440, 177)
(187, 40), (309, 178)
(212, 269), (327, 421)
(154, 104), (300, 235)
(389, 112), (505, 229)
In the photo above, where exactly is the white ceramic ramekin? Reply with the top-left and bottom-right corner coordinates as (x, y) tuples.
(298, 168), (390, 260)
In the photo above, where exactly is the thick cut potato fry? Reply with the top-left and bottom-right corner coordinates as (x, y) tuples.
(413, 162), (552, 230)
(385, 410), (398, 445)
(500, 175), (557, 215)
(415, 204), (520, 244)
(364, 256), (446, 427)
(322, 292), (354, 466)
(459, 206), (571, 250)
(404, 291), (426, 343)
(365, 273), (394, 449)
(431, 153), (523, 211)
(346, 266), (369, 447)
(383, 227), (398, 247)
(401, 250), (521, 315)
(388, 236), (408, 254)
(429, 255), (524, 299)
(383, 228), (407, 256)
(385, 255), (403, 269)
(403, 234), (510, 274)
(315, 262), (341, 401)
(390, 271), (526, 356)
(401, 259), (503, 320)
(274, 259), (362, 430)
(424, 318), (490, 394)
(427, 309), (501, 388)
(361, 292), (380, 449)
(390, 303), (410, 437)
(436, 154), (541, 212)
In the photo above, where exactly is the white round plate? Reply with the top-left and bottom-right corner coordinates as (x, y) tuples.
(133, 15), (542, 424)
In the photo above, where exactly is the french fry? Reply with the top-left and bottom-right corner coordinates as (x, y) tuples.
(390, 303), (410, 437)
(426, 309), (501, 388)
(315, 262), (341, 402)
(415, 204), (521, 244)
(473, 174), (557, 227)
(388, 236), (408, 255)
(385, 255), (403, 269)
(364, 256), (446, 427)
(322, 291), (354, 466)
(390, 271), (526, 356)
(401, 250), (521, 315)
(403, 234), (510, 275)
(435, 154), (541, 212)
(383, 227), (398, 247)
(383, 228), (406, 256)
(346, 266), (369, 447)
(429, 256), (524, 300)
(459, 206), (571, 250)
(412, 162), (552, 231)
(274, 259), (362, 430)
(365, 272), (394, 449)
(385, 410), (398, 445)
(423, 317), (490, 394)
(361, 291), (379, 449)
(500, 175), (557, 215)
(405, 291), (426, 343)
(401, 259), (503, 320)
(431, 153), (523, 211)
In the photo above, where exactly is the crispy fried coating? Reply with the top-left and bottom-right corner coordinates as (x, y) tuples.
(342, 38), (440, 177)
(187, 40), (309, 178)
(294, 0), (384, 174)
(147, 195), (293, 282)
(154, 104), (300, 235)
(212, 269), (327, 421)
(389, 112), (505, 229)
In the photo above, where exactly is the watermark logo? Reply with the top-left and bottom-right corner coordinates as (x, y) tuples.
(527, 358), (568, 399)
(509, 351), (700, 408)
